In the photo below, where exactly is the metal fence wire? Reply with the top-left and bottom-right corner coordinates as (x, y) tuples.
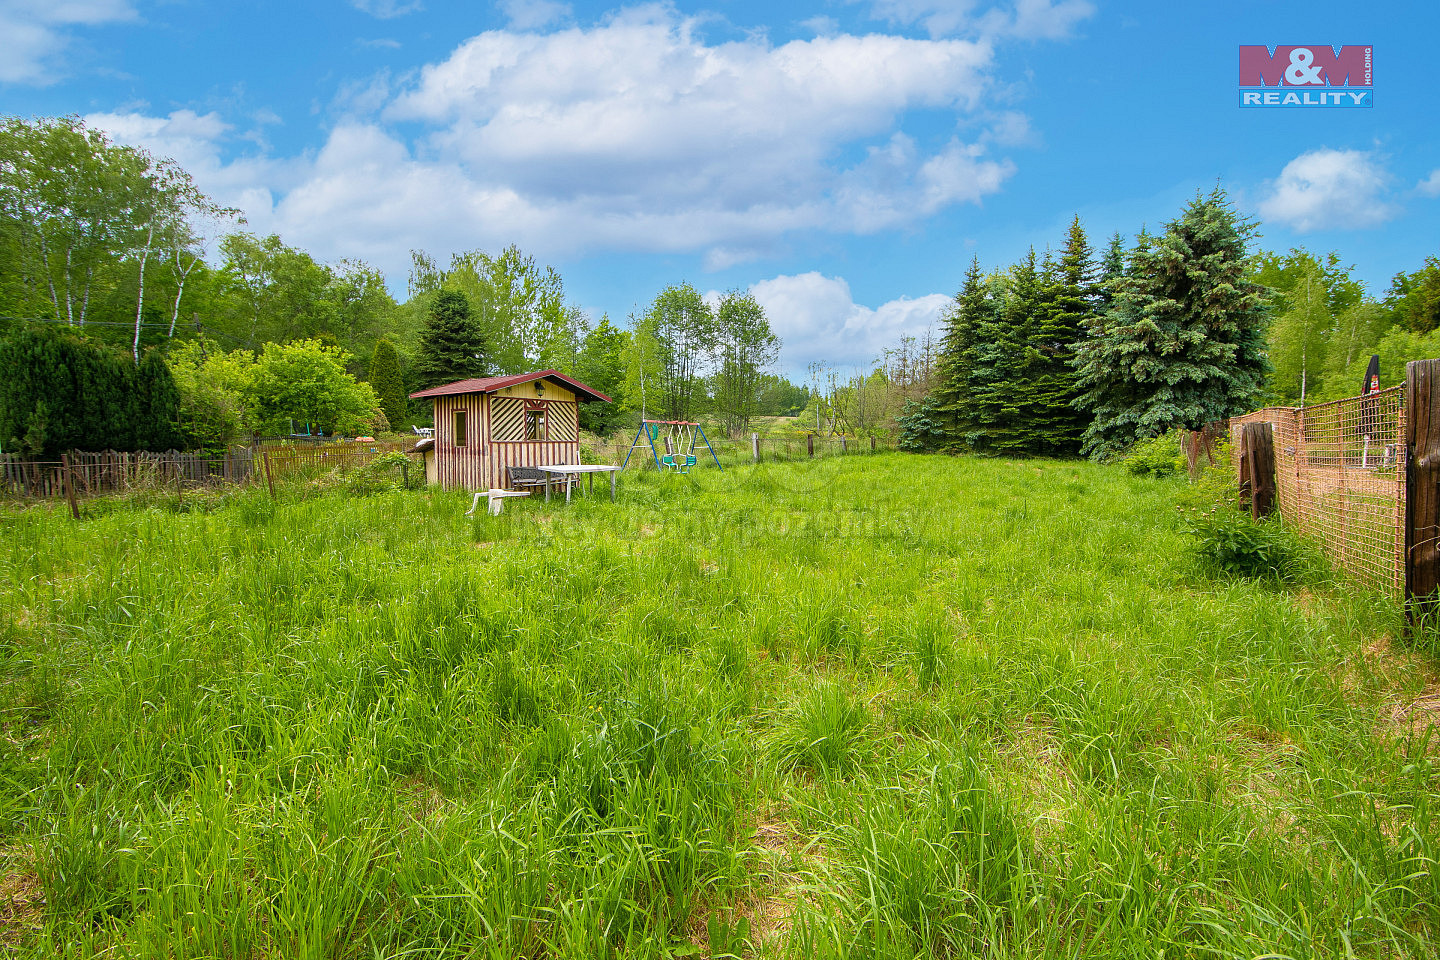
(1231, 386), (1407, 597)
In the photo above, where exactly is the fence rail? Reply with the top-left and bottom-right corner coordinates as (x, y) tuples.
(1231, 385), (1407, 598)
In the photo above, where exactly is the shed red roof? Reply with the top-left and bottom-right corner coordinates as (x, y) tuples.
(409, 370), (612, 403)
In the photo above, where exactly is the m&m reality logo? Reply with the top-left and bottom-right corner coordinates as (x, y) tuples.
(1238, 45), (1372, 107)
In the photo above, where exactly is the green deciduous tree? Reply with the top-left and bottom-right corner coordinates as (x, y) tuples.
(409, 245), (584, 375)
(620, 312), (663, 419)
(1387, 256), (1440, 335)
(576, 314), (629, 434)
(647, 282), (715, 423)
(246, 339), (380, 437)
(713, 289), (780, 435)
(166, 340), (256, 452)
(0, 116), (147, 326)
(1074, 188), (1269, 459)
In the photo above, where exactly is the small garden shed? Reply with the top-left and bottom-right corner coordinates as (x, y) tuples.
(409, 371), (611, 491)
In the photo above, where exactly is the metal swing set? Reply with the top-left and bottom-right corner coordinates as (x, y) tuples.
(622, 420), (723, 473)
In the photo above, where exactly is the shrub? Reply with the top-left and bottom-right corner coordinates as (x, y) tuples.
(344, 452), (419, 496)
(1123, 431), (1186, 477)
(1180, 505), (1314, 581)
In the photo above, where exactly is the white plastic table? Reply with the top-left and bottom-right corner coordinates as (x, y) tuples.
(537, 464), (620, 502)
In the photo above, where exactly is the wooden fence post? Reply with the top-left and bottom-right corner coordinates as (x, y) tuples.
(841, 436), (848, 454)
(871, 436), (876, 453)
(752, 433), (759, 462)
(1406, 360), (1440, 623)
(807, 434), (814, 458)
(60, 454), (80, 520)
(1237, 422), (1276, 519)
(263, 450), (276, 499)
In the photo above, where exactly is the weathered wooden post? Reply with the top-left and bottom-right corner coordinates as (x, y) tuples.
(263, 450), (276, 499)
(60, 454), (80, 520)
(1406, 360), (1440, 624)
(841, 436), (848, 454)
(1237, 422), (1275, 519)
(807, 434), (815, 458)
(870, 436), (876, 453)
(752, 432), (759, 462)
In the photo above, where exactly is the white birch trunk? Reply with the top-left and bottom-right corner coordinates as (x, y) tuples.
(133, 220), (155, 364)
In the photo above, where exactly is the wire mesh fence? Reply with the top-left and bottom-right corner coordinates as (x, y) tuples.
(1231, 386), (1406, 597)
(582, 434), (898, 468)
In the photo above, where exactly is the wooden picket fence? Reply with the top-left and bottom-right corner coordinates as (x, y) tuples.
(0, 441), (415, 501)
(0, 448), (256, 499)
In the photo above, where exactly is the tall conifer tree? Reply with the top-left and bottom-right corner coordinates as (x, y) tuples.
(932, 257), (984, 450)
(1025, 217), (1096, 455)
(967, 249), (1044, 453)
(368, 338), (409, 430)
(1074, 188), (1268, 459)
(415, 291), (489, 389)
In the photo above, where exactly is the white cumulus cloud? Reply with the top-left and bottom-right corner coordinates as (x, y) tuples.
(1257, 148), (1396, 233)
(1418, 169), (1440, 199)
(750, 272), (951, 374)
(90, 8), (1022, 277)
(74, 9), (1098, 377)
(0, 0), (136, 84)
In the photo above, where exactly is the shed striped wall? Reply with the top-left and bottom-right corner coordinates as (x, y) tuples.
(432, 393), (490, 491)
(491, 398), (579, 443)
(430, 393), (581, 491)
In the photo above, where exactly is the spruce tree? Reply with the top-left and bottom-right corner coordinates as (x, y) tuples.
(415, 290), (489, 389)
(368, 338), (410, 431)
(968, 249), (1044, 454)
(932, 257), (984, 450)
(1099, 232), (1125, 301)
(1073, 188), (1268, 459)
(1024, 218), (1096, 456)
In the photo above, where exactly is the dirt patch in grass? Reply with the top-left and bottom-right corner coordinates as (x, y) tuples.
(398, 777), (448, 823)
(0, 846), (43, 949)
(682, 809), (829, 956)
(999, 719), (1080, 840)
(1358, 636), (1440, 749)
(1387, 690), (1440, 743)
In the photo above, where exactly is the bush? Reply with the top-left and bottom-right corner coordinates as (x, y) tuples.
(1180, 505), (1314, 581)
(1123, 431), (1187, 477)
(343, 452), (420, 496)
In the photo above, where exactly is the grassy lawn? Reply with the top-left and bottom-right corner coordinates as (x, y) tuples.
(1, 453), (1437, 958)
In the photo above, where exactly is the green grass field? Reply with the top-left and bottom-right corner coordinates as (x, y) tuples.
(2, 454), (1437, 958)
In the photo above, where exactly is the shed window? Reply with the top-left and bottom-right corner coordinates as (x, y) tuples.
(454, 410), (467, 447)
(525, 408), (546, 441)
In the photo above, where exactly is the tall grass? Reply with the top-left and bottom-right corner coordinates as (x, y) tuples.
(0, 453), (1434, 957)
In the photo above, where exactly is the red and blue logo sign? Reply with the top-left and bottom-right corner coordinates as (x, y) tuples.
(1239, 45), (1372, 107)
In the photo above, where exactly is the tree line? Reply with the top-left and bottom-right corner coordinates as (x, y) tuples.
(898, 187), (1440, 460)
(0, 115), (803, 456)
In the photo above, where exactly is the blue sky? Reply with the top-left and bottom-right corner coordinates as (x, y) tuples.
(2, 0), (1436, 377)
